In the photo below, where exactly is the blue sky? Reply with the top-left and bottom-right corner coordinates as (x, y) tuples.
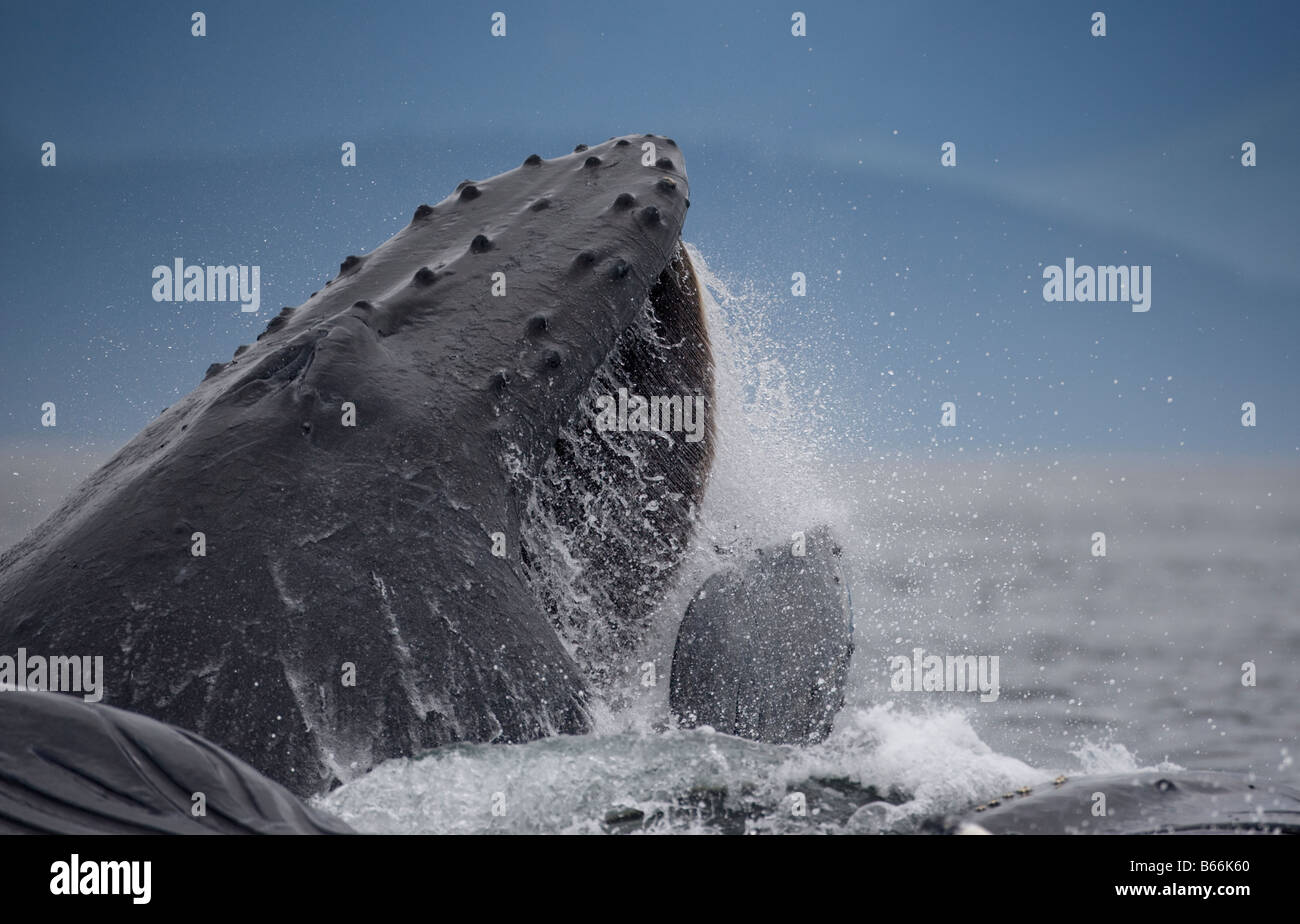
(2, 0), (1297, 458)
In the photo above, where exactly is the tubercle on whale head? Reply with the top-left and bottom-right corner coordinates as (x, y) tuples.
(158, 134), (690, 459)
(214, 133), (690, 402)
(314, 136), (690, 459)
(172, 135), (708, 568)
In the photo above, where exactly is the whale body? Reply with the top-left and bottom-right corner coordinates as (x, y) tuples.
(939, 771), (1300, 835)
(0, 692), (351, 834)
(0, 134), (709, 797)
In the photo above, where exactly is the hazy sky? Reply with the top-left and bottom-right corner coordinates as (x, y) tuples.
(2, 0), (1297, 472)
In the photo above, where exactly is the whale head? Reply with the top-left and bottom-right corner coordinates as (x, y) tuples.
(0, 134), (713, 794)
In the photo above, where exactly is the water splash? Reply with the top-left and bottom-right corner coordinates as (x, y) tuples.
(317, 248), (1237, 833)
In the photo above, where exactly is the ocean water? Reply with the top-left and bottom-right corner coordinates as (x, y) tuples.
(318, 249), (1299, 833)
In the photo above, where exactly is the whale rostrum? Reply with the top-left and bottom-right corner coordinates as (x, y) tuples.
(0, 134), (708, 797)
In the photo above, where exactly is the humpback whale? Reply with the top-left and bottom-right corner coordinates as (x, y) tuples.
(3, 133), (1271, 839)
(939, 771), (1300, 835)
(0, 692), (351, 834)
(0, 133), (711, 797)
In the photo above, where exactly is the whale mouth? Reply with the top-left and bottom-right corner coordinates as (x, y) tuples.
(521, 243), (714, 689)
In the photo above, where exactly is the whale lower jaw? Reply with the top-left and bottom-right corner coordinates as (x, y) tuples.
(521, 244), (713, 688)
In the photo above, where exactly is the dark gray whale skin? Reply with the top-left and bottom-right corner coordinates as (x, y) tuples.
(937, 771), (1300, 835)
(0, 134), (699, 797)
(670, 526), (853, 744)
(0, 692), (351, 834)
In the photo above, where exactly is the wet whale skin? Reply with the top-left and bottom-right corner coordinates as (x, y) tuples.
(0, 134), (696, 797)
(0, 692), (352, 834)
